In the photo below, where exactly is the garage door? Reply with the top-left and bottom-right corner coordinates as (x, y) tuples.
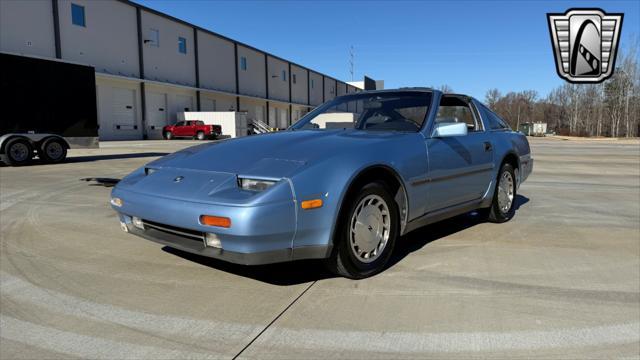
(278, 108), (288, 129)
(172, 95), (193, 122)
(146, 92), (167, 140)
(113, 88), (136, 130)
(201, 98), (216, 111)
(255, 105), (264, 123)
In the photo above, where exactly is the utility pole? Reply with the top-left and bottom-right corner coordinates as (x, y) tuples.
(349, 46), (354, 81)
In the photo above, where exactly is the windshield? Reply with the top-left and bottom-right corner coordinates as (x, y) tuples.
(291, 91), (432, 132)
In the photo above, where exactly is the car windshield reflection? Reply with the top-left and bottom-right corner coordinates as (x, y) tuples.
(291, 91), (432, 132)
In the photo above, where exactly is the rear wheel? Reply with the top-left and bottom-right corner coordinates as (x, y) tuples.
(39, 138), (67, 164)
(196, 131), (206, 140)
(164, 131), (173, 140)
(325, 181), (399, 279)
(484, 163), (517, 223)
(3, 138), (33, 166)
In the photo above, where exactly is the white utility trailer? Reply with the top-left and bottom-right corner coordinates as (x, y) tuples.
(178, 112), (249, 138)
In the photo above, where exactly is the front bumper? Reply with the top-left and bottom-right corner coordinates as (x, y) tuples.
(112, 188), (330, 265)
(119, 217), (298, 265)
(518, 155), (533, 188)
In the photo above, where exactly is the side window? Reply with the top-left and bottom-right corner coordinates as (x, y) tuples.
(147, 29), (159, 47)
(71, 3), (85, 27)
(240, 57), (247, 71)
(178, 37), (187, 54)
(435, 96), (480, 132)
(482, 106), (510, 130)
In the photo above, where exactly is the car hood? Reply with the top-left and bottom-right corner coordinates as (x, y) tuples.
(147, 129), (412, 177)
(116, 129), (416, 205)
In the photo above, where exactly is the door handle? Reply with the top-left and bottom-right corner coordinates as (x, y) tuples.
(484, 142), (492, 152)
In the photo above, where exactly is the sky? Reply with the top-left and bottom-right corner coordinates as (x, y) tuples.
(135, 0), (639, 100)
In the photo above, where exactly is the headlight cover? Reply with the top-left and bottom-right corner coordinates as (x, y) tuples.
(238, 177), (277, 192)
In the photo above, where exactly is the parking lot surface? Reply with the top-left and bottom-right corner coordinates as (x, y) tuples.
(1, 137), (639, 359)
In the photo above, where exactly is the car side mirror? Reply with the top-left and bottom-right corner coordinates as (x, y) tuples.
(431, 122), (468, 138)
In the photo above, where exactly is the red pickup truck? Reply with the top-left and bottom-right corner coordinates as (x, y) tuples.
(163, 121), (221, 140)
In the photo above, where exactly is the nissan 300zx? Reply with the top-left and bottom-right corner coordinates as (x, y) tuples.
(111, 89), (532, 278)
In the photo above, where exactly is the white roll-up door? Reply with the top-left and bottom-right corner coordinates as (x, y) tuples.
(113, 88), (136, 130)
(255, 105), (264, 123)
(268, 107), (276, 128)
(201, 98), (216, 111)
(278, 108), (288, 129)
(146, 92), (167, 139)
(175, 95), (193, 112)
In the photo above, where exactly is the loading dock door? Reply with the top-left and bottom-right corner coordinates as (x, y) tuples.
(201, 98), (216, 111)
(113, 88), (136, 131)
(146, 92), (167, 139)
(278, 108), (288, 129)
(255, 106), (264, 123)
(268, 107), (276, 128)
(175, 95), (195, 116)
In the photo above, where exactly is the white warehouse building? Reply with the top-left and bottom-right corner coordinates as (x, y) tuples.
(1, 0), (363, 140)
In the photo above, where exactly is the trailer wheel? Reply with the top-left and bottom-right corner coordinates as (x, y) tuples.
(4, 138), (33, 166)
(39, 138), (67, 164)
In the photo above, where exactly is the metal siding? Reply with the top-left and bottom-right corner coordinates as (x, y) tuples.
(0, 0), (56, 58)
(197, 30), (236, 93)
(140, 10), (196, 86)
(290, 64), (309, 105)
(267, 56), (289, 102)
(324, 77), (336, 101)
(308, 71), (323, 106)
(58, 0), (139, 77)
(237, 45), (266, 98)
(200, 92), (236, 112)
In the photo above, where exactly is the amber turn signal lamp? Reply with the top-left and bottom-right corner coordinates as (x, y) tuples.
(200, 215), (231, 228)
(301, 199), (323, 210)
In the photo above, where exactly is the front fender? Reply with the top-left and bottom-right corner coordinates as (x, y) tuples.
(289, 135), (426, 250)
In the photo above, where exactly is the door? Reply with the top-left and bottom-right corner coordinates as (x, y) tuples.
(173, 121), (188, 137)
(425, 96), (494, 212)
(268, 107), (276, 128)
(278, 108), (288, 129)
(182, 121), (197, 137)
(173, 95), (193, 123)
(255, 105), (264, 124)
(113, 88), (136, 131)
(292, 109), (300, 123)
(146, 92), (167, 139)
(201, 98), (216, 111)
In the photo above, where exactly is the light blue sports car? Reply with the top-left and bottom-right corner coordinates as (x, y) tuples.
(111, 89), (532, 278)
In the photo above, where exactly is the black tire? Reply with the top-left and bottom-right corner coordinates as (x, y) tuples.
(325, 181), (399, 279)
(3, 138), (33, 166)
(196, 131), (206, 140)
(38, 138), (67, 164)
(164, 131), (173, 140)
(484, 163), (517, 223)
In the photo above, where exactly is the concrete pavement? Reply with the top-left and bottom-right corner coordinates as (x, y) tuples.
(1, 137), (638, 359)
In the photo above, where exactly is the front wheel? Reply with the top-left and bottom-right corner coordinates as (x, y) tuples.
(196, 131), (206, 140)
(164, 131), (173, 140)
(483, 163), (517, 223)
(325, 181), (399, 279)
